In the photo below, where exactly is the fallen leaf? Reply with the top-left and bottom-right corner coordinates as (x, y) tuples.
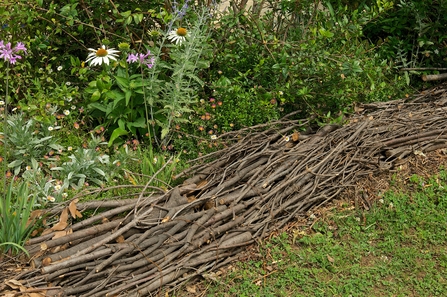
(116, 235), (125, 243)
(42, 257), (52, 266)
(74, 209), (82, 219)
(186, 285), (196, 293)
(68, 199), (79, 219)
(52, 228), (72, 240)
(196, 179), (208, 188)
(5, 279), (24, 290)
(187, 195), (196, 203)
(162, 216), (170, 223)
(414, 150), (426, 157)
(204, 199), (214, 210)
(51, 208), (69, 231)
(327, 254), (335, 263)
(292, 132), (300, 142)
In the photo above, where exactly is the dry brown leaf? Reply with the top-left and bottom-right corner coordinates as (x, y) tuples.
(327, 254), (335, 263)
(292, 132), (300, 142)
(354, 105), (364, 113)
(102, 217), (110, 224)
(162, 216), (170, 223)
(74, 209), (82, 219)
(196, 179), (208, 188)
(29, 209), (44, 222)
(5, 279), (24, 290)
(204, 199), (214, 210)
(116, 235), (125, 243)
(68, 199), (79, 219)
(52, 228), (73, 240)
(187, 195), (196, 203)
(30, 227), (44, 237)
(51, 208), (69, 231)
(42, 257), (52, 266)
(186, 285), (196, 293)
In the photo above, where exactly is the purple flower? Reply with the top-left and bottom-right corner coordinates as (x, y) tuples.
(127, 50), (155, 69)
(0, 40), (27, 64)
(126, 53), (138, 63)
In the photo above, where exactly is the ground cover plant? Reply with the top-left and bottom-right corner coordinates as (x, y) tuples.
(202, 164), (447, 297)
(1, 0), (447, 293)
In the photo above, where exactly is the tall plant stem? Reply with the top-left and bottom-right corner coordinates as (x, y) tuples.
(3, 63), (9, 198)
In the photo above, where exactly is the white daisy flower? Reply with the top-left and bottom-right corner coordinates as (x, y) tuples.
(48, 126), (54, 131)
(86, 45), (120, 66)
(54, 184), (62, 191)
(0, 101), (4, 105)
(57, 66), (63, 71)
(167, 27), (190, 45)
(67, 146), (73, 151)
(66, 81), (71, 86)
(47, 195), (55, 202)
(210, 135), (217, 140)
(63, 110), (70, 115)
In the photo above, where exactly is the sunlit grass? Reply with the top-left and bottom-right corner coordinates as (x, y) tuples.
(205, 169), (447, 297)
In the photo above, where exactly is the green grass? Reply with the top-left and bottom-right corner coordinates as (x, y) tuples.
(205, 169), (447, 296)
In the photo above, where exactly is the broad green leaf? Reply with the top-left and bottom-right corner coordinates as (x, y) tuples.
(91, 90), (101, 102)
(89, 102), (107, 112)
(125, 90), (132, 106)
(108, 127), (128, 146)
(115, 76), (130, 90)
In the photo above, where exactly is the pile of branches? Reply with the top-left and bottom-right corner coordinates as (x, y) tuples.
(4, 84), (447, 296)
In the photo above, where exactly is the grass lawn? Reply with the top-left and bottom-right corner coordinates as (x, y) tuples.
(198, 164), (447, 297)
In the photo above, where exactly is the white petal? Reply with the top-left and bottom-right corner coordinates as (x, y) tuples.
(91, 58), (100, 66)
(103, 56), (110, 65)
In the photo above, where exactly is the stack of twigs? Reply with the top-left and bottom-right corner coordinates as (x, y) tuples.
(4, 84), (447, 296)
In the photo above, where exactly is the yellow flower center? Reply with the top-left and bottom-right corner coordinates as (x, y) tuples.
(96, 48), (108, 57)
(176, 28), (187, 37)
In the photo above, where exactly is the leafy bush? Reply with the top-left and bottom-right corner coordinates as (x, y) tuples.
(0, 114), (63, 175)
(334, 0), (447, 85)
(162, 0), (413, 155)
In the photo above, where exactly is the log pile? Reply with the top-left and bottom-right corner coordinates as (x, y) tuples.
(3, 83), (447, 296)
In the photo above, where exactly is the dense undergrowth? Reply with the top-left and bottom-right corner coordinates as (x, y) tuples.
(0, 0), (446, 255)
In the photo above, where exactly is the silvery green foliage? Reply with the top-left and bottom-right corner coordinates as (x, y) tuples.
(51, 136), (110, 190)
(0, 114), (62, 175)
